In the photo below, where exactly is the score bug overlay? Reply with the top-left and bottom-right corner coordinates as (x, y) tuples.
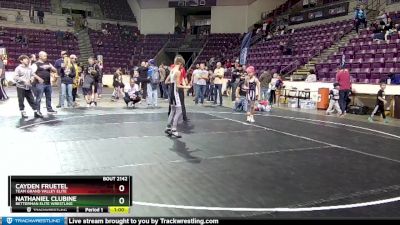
(8, 176), (132, 213)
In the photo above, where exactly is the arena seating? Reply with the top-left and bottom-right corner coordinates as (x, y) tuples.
(316, 12), (400, 83)
(90, 24), (168, 73)
(98, 0), (136, 22)
(0, 0), (51, 11)
(247, 20), (353, 74)
(194, 33), (241, 66)
(1, 27), (79, 70)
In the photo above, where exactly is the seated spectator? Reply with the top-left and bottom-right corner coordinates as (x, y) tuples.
(305, 69), (317, 82)
(372, 21), (385, 41)
(384, 17), (395, 41)
(15, 33), (23, 44)
(102, 28), (109, 35)
(67, 17), (74, 27)
(0, 27), (6, 36)
(96, 39), (103, 47)
(376, 10), (388, 26)
(124, 78), (141, 108)
(16, 11), (23, 23)
(0, 39), (3, 46)
(22, 35), (28, 47)
(279, 41), (285, 52)
(233, 74), (248, 112)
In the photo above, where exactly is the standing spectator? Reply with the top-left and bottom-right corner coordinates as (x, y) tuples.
(159, 63), (168, 99)
(96, 59), (103, 99)
(70, 54), (80, 107)
(146, 59), (159, 108)
(59, 56), (76, 108)
(0, 54), (9, 101)
(355, 5), (367, 34)
(269, 73), (278, 105)
(194, 63), (208, 105)
(111, 68), (125, 101)
(82, 57), (101, 107)
(213, 62), (224, 106)
(37, 9), (44, 24)
(230, 61), (242, 101)
(13, 55), (43, 118)
(56, 30), (64, 45)
(31, 51), (58, 114)
(206, 68), (215, 102)
(137, 61), (148, 99)
(29, 5), (35, 23)
(259, 70), (272, 101)
(336, 65), (351, 115)
(54, 51), (68, 108)
(191, 64), (200, 98)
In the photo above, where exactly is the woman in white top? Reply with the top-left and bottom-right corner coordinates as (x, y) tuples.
(164, 55), (191, 138)
(305, 69), (317, 82)
(269, 73), (278, 105)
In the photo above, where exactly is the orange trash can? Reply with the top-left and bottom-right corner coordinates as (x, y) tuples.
(317, 88), (330, 110)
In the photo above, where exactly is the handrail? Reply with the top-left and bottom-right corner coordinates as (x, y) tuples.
(281, 27), (348, 78)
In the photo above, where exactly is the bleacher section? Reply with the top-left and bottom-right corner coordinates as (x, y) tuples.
(0, 0), (51, 11)
(247, 20), (353, 74)
(89, 23), (168, 73)
(98, 0), (136, 22)
(194, 34), (241, 66)
(1, 27), (79, 70)
(316, 11), (400, 84)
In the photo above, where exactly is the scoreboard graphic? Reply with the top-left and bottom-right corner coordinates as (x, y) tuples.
(8, 176), (132, 213)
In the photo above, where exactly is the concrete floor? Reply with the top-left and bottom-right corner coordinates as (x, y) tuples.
(0, 87), (399, 218)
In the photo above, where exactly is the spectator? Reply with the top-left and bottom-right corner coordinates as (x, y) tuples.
(336, 65), (351, 115)
(372, 21), (385, 41)
(355, 4), (367, 33)
(159, 63), (168, 99)
(56, 30), (64, 45)
(37, 10), (44, 24)
(111, 68), (125, 101)
(31, 51), (58, 114)
(194, 63), (208, 105)
(305, 69), (317, 82)
(15, 33), (23, 44)
(0, 54), (8, 101)
(60, 56), (76, 108)
(124, 78), (141, 108)
(67, 17), (74, 27)
(96, 39), (103, 47)
(0, 27), (7, 36)
(29, 5), (35, 23)
(137, 61), (148, 99)
(16, 11), (23, 23)
(376, 10), (388, 26)
(384, 17), (395, 41)
(213, 62), (224, 106)
(259, 70), (272, 101)
(233, 73), (248, 112)
(269, 73), (278, 105)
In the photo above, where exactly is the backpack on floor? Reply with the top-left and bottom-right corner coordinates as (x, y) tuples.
(347, 105), (369, 115)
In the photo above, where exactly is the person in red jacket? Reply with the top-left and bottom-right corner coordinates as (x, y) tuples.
(335, 65), (352, 115)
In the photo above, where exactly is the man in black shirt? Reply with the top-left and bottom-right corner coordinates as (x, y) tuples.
(82, 57), (101, 107)
(137, 61), (148, 99)
(230, 62), (242, 101)
(32, 51), (57, 114)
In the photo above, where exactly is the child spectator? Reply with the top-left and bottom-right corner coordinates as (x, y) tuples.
(368, 83), (389, 123)
(326, 83), (342, 115)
